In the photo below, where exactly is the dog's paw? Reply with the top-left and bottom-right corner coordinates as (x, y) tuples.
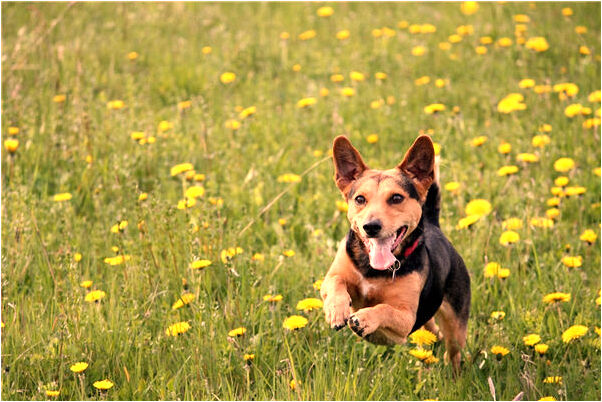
(324, 297), (351, 330)
(348, 309), (379, 338)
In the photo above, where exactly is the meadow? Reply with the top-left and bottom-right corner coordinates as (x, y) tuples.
(1, 1), (601, 400)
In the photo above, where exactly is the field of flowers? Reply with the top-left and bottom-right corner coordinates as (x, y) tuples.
(1, 2), (600, 401)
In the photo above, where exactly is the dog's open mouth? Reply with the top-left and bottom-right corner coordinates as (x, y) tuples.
(362, 225), (408, 270)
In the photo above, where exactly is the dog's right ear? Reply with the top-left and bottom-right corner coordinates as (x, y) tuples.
(332, 136), (368, 197)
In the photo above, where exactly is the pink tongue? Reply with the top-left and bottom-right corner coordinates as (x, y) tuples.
(367, 236), (396, 270)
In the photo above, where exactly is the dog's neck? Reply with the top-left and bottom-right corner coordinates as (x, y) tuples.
(346, 217), (425, 279)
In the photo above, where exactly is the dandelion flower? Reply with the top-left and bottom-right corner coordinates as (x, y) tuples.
(543, 292), (571, 304)
(517, 153), (539, 163)
(252, 253), (265, 262)
(107, 100), (125, 110)
(497, 93), (526, 113)
(298, 30), (316, 41)
(316, 6), (333, 17)
(165, 322), (191, 337)
(444, 182), (460, 193)
(530, 217), (554, 229)
(289, 379), (300, 390)
(85, 290), (106, 303)
(538, 397), (556, 401)
(546, 208), (560, 220)
(534, 343), (549, 355)
(4, 138), (19, 153)
(499, 231), (519, 246)
(497, 37), (513, 47)
(70, 362), (89, 373)
(490, 311), (506, 320)
(46, 390), (60, 397)
(460, 1), (479, 15)
(297, 97), (317, 108)
(411, 46), (426, 56)
(172, 293), (195, 310)
(497, 165), (519, 176)
(283, 315), (309, 330)
(523, 334), (541, 346)
(340, 87), (355, 97)
(490, 345), (510, 359)
(244, 353), (255, 361)
(561, 256), (582, 268)
(409, 328), (438, 346)
(502, 218), (523, 230)
(465, 199), (492, 217)
(228, 327), (247, 337)
(171, 163), (194, 176)
(470, 136), (488, 147)
(190, 259), (212, 270)
(80, 280), (92, 289)
(296, 298), (323, 312)
(336, 30), (350, 40)
(408, 348), (434, 361)
(564, 186), (586, 197)
(283, 249), (295, 257)
(53, 192), (72, 202)
(543, 376), (562, 384)
(313, 279), (323, 291)
(525, 37), (549, 52)
(263, 294), (283, 302)
(484, 262), (501, 278)
(424, 104), (446, 114)
(220, 72), (236, 84)
(366, 134), (379, 144)
(456, 215), (481, 229)
(579, 229), (597, 244)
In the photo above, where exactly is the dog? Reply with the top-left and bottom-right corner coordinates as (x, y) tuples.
(320, 135), (471, 372)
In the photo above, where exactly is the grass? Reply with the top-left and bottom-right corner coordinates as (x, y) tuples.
(1, 1), (600, 400)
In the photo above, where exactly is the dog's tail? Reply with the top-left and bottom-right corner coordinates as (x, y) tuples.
(423, 155), (441, 227)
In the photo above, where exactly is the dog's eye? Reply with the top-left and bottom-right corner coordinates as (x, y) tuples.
(354, 195), (366, 205)
(389, 194), (404, 204)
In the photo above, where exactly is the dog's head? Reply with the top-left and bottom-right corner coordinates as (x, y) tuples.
(332, 135), (435, 270)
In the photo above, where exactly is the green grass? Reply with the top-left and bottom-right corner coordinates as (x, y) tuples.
(1, 2), (600, 400)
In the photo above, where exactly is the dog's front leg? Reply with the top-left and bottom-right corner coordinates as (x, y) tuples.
(348, 304), (416, 343)
(321, 274), (352, 330)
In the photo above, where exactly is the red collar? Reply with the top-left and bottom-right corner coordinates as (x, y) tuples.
(403, 236), (422, 258)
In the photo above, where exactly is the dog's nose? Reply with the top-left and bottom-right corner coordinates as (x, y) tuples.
(363, 221), (382, 238)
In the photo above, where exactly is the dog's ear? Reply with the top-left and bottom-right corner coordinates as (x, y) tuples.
(332, 136), (368, 197)
(398, 135), (435, 199)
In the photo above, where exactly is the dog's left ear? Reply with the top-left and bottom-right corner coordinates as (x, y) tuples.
(398, 135), (435, 200)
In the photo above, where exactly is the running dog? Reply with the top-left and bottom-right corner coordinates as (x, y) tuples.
(320, 135), (471, 372)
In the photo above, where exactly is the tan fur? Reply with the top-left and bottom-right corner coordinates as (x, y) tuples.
(321, 240), (425, 344)
(436, 301), (467, 374)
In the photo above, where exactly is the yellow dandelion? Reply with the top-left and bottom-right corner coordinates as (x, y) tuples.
(516, 153), (539, 163)
(336, 30), (350, 40)
(497, 165), (519, 176)
(80, 280), (92, 289)
(85, 290), (106, 303)
(190, 259), (212, 270)
(543, 376), (562, 384)
(244, 353), (255, 361)
(263, 294), (283, 302)
(107, 100), (125, 110)
(564, 186), (586, 197)
(499, 230), (520, 246)
(70, 362), (89, 373)
(444, 182), (460, 193)
(252, 253), (265, 262)
(532, 135), (550, 148)
(534, 343), (549, 355)
(490, 311), (506, 320)
(366, 134), (379, 144)
(523, 334), (541, 346)
(298, 30), (316, 41)
(46, 390), (60, 397)
(498, 142), (512, 154)
(165, 322), (191, 337)
(53, 94), (66, 103)
(424, 103), (446, 114)
(484, 262), (501, 278)
(316, 6), (333, 17)
(4, 138), (19, 153)
(530, 217), (554, 228)
(456, 214), (481, 229)
(497, 37), (513, 47)
(579, 229), (597, 244)
(313, 279), (323, 291)
(562, 325), (588, 343)
(490, 345), (510, 358)
(460, 1), (479, 15)
(525, 37), (549, 52)
(283, 315), (308, 330)
(470, 136), (488, 147)
(283, 249), (295, 257)
(171, 163), (194, 177)
(297, 97), (317, 109)
(408, 348), (433, 361)
(465, 199), (492, 217)
(53, 192), (72, 202)
(561, 256), (582, 268)
(411, 46), (426, 56)
(340, 87), (355, 97)
(220, 72), (236, 84)
(502, 218), (523, 230)
(172, 293), (195, 310)
(296, 298), (323, 312)
(543, 292), (571, 304)
(228, 327), (247, 337)
(409, 328), (438, 346)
